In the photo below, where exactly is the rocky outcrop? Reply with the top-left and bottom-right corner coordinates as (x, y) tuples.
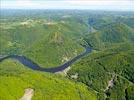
(19, 88), (34, 100)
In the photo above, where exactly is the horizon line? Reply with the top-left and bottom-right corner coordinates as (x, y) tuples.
(1, 8), (134, 12)
(1, 0), (134, 11)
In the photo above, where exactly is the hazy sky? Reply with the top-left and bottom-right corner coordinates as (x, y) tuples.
(1, 0), (134, 11)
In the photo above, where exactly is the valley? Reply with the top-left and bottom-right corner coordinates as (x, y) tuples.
(0, 10), (134, 100)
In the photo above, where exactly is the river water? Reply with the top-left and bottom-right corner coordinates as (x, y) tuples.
(0, 46), (92, 73)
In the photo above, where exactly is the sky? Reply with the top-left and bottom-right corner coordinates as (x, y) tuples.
(1, 0), (134, 11)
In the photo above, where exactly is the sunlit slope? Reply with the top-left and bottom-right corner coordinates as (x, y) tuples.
(68, 44), (134, 99)
(0, 59), (97, 100)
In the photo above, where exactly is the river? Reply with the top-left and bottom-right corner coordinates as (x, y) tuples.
(0, 46), (92, 73)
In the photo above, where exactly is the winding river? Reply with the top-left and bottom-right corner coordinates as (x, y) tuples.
(0, 46), (92, 73)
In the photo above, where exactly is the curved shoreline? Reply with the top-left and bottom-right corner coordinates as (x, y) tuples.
(0, 46), (92, 73)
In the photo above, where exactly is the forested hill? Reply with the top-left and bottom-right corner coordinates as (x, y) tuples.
(83, 22), (134, 50)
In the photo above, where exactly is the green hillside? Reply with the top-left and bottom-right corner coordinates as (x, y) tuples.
(24, 30), (84, 67)
(67, 43), (134, 99)
(0, 18), (86, 67)
(0, 59), (97, 100)
(84, 23), (134, 49)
